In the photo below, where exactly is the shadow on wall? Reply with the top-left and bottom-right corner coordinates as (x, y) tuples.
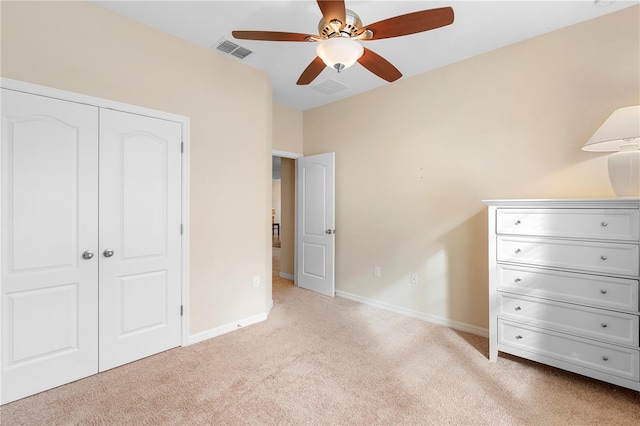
(405, 207), (489, 330)
(443, 208), (489, 327)
(339, 203), (490, 333)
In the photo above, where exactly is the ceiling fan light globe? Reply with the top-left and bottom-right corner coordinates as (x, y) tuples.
(316, 37), (364, 70)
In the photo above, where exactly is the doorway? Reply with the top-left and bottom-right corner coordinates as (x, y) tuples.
(270, 150), (336, 298)
(272, 154), (297, 287)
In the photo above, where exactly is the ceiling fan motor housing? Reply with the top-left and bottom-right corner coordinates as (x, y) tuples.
(318, 9), (362, 38)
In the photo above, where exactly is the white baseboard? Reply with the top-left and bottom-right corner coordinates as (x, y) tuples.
(335, 290), (489, 338)
(279, 272), (294, 280)
(188, 306), (272, 345)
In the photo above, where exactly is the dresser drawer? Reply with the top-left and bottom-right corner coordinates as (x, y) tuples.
(497, 265), (639, 312)
(496, 208), (640, 241)
(498, 320), (640, 381)
(498, 292), (639, 347)
(497, 236), (639, 277)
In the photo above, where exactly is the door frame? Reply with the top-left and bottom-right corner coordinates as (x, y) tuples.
(0, 78), (191, 354)
(271, 150), (302, 285)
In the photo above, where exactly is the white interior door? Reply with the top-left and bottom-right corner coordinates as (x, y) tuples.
(98, 109), (182, 371)
(1, 89), (99, 404)
(296, 153), (335, 297)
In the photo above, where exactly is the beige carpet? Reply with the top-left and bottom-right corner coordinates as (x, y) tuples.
(2, 268), (639, 424)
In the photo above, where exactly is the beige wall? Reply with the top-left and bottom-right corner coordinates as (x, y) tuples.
(3, 1), (637, 338)
(280, 158), (296, 277)
(1, 1), (273, 334)
(303, 7), (640, 331)
(273, 103), (303, 154)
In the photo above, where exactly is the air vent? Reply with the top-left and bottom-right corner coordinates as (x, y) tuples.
(312, 79), (349, 95)
(214, 39), (253, 60)
(230, 47), (252, 60)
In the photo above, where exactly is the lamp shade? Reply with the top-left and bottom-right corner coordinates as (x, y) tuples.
(582, 105), (640, 197)
(582, 105), (640, 152)
(316, 37), (364, 70)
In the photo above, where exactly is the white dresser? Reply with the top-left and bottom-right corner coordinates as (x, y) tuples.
(485, 199), (640, 391)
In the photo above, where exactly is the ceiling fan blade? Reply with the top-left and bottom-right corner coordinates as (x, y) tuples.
(357, 48), (402, 83)
(360, 7), (454, 40)
(297, 57), (326, 85)
(232, 30), (314, 42)
(317, 0), (346, 25)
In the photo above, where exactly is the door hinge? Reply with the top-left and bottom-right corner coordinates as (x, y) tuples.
(181, 142), (184, 153)
(180, 305), (184, 316)
(180, 224), (183, 235)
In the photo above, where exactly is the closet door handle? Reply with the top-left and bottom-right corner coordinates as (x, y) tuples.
(103, 248), (114, 258)
(82, 250), (94, 260)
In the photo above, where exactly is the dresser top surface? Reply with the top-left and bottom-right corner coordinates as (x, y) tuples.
(483, 198), (640, 208)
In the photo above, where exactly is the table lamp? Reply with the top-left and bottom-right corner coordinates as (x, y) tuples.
(582, 105), (640, 197)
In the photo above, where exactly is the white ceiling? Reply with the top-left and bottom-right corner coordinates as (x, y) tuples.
(92, 0), (639, 111)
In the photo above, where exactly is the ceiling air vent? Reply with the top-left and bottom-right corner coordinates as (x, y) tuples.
(214, 39), (253, 60)
(312, 79), (349, 96)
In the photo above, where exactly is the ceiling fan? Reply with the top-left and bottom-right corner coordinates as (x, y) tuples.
(232, 0), (454, 85)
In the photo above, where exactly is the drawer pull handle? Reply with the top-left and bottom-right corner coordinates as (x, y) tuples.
(515, 248), (522, 254)
(600, 289), (608, 294)
(601, 221), (608, 227)
(601, 323), (608, 328)
(515, 220), (521, 225)
(515, 335), (523, 340)
(602, 355), (609, 361)
(601, 255), (608, 261)
(514, 278), (522, 283)
(515, 306), (522, 311)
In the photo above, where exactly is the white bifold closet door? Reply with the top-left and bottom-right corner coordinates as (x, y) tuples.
(1, 90), (100, 404)
(98, 108), (182, 372)
(1, 89), (182, 404)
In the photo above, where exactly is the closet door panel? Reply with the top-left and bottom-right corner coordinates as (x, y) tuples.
(121, 134), (168, 259)
(98, 109), (182, 372)
(1, 89), (99, 404)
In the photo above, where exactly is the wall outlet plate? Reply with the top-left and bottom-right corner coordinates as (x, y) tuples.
(410, 273), (418, 284)
(374, 266), (381, 277)
(253, 276), (260, 287)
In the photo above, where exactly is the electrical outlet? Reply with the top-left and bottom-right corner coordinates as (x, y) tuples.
(410, 273), (418, 284)
(253, 276), (260, 288)
(374, 266), (381, 277)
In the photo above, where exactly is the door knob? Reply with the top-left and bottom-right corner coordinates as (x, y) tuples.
(325, 229), (335, 235)
(103, 248), (114, 258)
(82, 250), (94, 260)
